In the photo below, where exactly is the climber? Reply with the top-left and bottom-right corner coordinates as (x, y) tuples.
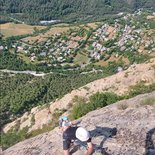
(63, 126), (94, 155)
(59, 116), (94, 154)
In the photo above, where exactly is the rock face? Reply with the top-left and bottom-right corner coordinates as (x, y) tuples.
(2, 58), (155, 133)
(2, 91), (155, 155)
(3, 107), (52, 133)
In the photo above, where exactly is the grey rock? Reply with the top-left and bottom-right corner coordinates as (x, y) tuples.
(2, 92), (155, 155)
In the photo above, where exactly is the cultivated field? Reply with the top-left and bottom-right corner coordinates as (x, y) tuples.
(74, 52), (89, 65)
(87, 22), (99, 29)
(22, 26), (71, 44)
(22, 22), (99, 44)
(0, 23), (46, 37)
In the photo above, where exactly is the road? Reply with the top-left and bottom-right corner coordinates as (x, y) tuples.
(0, 69), (46, 76)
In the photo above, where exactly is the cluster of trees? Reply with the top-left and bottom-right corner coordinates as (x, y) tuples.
(0, 49), (53, 72)
(1, 0), (155, 24)
(0, 15), (12, 24)
(0, 71), (105, 127)
(0, 49), (32, 71)
(0, 48), (79, 72)
(123, 50), (151, 64)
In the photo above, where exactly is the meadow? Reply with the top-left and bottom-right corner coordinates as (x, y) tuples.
(0, 22), (46, 37)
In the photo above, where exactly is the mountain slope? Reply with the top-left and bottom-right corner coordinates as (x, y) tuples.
(2, 91), (155, 155)
(1, 0), (155, 24)
(2, 58), (155, 133)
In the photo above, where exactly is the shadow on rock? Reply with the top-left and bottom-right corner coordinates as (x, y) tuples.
(90, 126), (117, 138)
(73, 126), (117, 155)
(90, 126), (117, 155)
(145, 127), (155, 155)
(70, 145), (79, 155)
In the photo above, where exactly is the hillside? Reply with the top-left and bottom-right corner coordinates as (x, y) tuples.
(2, 91), (155, 155)
(1, 0), (155, 24)
(1, 58), (155, 140)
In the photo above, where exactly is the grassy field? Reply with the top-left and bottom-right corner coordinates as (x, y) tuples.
(0, 23), (46, 38)
(87, 22), (99, 29)
(74, 52), (89, 65)
(22, 26), (71, 44)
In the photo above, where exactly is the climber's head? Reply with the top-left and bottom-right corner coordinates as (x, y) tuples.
(59, 116), (70, 128)
(75, 127), (90, 142)
(62, 116), (68, 121)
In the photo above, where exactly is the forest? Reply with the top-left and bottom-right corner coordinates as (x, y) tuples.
(0, 71), (107, 127)
(1, 0), (155, 24)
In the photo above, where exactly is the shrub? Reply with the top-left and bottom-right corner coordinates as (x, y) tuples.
(31, 114), (35, 126)
(117, 103), (128, 110)
(83, 86), (90, 91)
(70, 102), (90, 119)
(26, 122), (53, 138)
(89, 92), (108, 109)
(70, 96), (88, 119)
(141, 97), (155, 106)
(0, 127), (28, 149)
(128, 82), (155, 97)
(152, 64), (155, 69)
(70, 92), (119, 119)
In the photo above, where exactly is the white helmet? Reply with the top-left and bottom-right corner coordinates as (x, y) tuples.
(76, 127), (90, 142)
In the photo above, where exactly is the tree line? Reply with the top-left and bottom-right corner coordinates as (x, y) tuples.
(1, 0), (155, 24)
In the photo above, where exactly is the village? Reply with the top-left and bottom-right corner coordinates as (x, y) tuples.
(0, 10), (155, 69)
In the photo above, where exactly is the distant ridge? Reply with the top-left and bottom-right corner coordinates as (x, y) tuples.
(1, 0), (155, 24)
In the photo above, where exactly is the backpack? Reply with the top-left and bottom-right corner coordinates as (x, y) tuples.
(59, 116), (70, 127)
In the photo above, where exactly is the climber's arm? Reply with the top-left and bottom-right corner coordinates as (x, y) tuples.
(85, 141), (94, 155)
(63, 150), (70, 155)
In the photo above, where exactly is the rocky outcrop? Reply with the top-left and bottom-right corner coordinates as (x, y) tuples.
(3, 106), (52, 133)
(2, 91), (155, 155)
